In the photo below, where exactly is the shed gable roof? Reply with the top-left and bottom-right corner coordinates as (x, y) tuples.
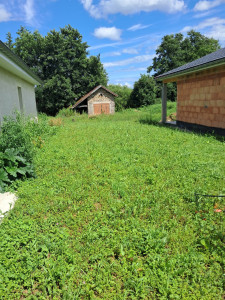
(0, 40), (42, 84)
(155, 47), (225, 81)
(72, 85), (117, 108)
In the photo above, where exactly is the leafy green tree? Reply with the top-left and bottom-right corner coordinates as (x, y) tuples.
(148, 30), (220, 101)
(5, 32), (13, 49)
(107, 84), (132, 111)
(8, 25), (108, 115)
(149, 30), (220, 77)
(13, 27), (45, 79)
(182, 30), (220, 63)
(87, 55), (108, 89)
(128, 75), (158, 108)
(37, 75), (75, 115)
(148, 33), (185, 77)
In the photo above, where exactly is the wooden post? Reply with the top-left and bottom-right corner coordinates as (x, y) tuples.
(162, 82), (167, 123)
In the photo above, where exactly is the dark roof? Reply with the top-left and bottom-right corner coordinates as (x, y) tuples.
(71, 85), (118, 108)
(0, 40), (42, 84)
(155, 47), (225, 80)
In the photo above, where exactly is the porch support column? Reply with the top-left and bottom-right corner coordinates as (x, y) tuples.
(162, 82), (167, 123)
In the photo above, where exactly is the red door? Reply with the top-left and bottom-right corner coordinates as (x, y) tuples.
(101, 103), (110, 114)
(94, 104), (102, 115)
(94, 103), (110, 115)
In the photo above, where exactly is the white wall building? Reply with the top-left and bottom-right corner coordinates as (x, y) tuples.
(0, 41), (42, 124)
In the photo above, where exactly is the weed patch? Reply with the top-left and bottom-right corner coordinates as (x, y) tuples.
(139, 102), (176, 125)
(0, 113), (57, 192)
(57, 108), (75, 117)
(48, 118), (63, 127)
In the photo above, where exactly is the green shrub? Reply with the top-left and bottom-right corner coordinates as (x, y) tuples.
(128, 74), (158, 108)
(57, 107), (76, 117)
(155, 97), (162, 104)
(0, 112), (34, 162)
(107, 84), (132, 111)
(0, 112), (57, 191)
(0, 148), (35, 192)
(25, 113), (57, 145)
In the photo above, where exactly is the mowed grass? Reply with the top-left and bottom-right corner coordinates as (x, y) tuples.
(0, 104), (225, 299)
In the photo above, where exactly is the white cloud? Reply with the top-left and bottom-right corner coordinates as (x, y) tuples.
(194, 0), (225, 11)
(101, 51), (122, 58)
(109, 80), (134, 87)
(125, 67), (147, 72)
(193, 10), (215, 18)
(81, 0), (186, 18)
(104, 54), (154, 67)
(182, 17), (225, 32)
(93, 27), (122, 41)
(123, 82), (132, 87)
(198, 17), (225, 29)
(207, 24), (225, 41)
(24, 0), (35, 24)
(89, 41), (122, 51)
(181, 17), (225, 43)
(0, 0), (37, 25)
(122, 48), (139, 54)
(89, 33), (160, 51)
(0, 4), (11, 22)
(128, 24), (150, 31)
(101, 48), (139, 58)
(81, 0), (100, 17)
(113, 82), (133, 87)
(181, 25), (192, 32)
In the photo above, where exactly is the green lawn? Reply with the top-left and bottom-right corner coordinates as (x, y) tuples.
(0, 105), (225, 299)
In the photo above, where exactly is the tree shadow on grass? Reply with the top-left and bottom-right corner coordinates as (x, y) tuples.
(139, 116), (225, 142)
(139, 114), (162, 126)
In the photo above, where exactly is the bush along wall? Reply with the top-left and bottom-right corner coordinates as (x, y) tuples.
(0, 112), (56, 192)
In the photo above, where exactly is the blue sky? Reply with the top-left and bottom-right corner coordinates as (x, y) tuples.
(0, 0), (225, 87)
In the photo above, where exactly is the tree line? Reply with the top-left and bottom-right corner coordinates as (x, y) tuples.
(5, 27), (220, 113)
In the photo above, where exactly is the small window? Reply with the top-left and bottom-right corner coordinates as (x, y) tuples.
(18, 87), (24, 113)
(99, 93), (103, 97)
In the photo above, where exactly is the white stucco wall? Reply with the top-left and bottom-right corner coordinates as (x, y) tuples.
(0, 66), (37, 124)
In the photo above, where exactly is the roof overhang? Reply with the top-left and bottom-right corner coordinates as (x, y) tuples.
(0, 41), (42, 85)
(155, 58), (225, 83)
(0, 52), (41, 85)
(72, 85), (118, 109)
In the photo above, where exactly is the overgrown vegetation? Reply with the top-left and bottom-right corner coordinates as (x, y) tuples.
(0, 113), (57, 191)
(0, 105), (224, 299)
(107, 84), (132, 111)
(57, 107), (76, 117)
(139, 102), (176, 124)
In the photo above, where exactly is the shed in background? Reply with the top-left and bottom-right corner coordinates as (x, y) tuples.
(71, 85), (117, 116)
